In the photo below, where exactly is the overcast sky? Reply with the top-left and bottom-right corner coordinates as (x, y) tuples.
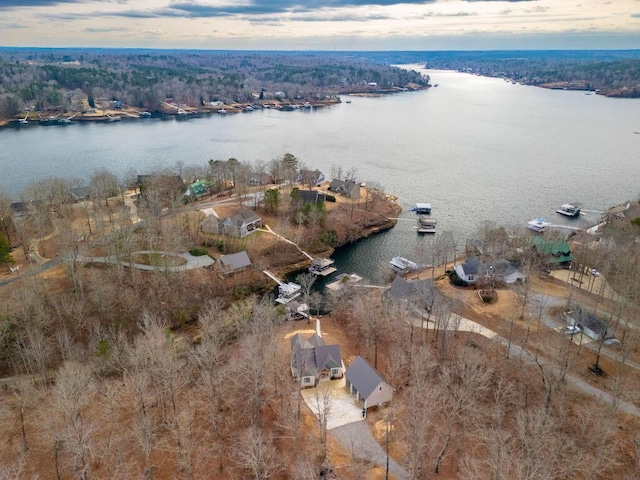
(0, 0), (638, 50)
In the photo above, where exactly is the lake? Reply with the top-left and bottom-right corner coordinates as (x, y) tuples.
(2, 67), (639, 284)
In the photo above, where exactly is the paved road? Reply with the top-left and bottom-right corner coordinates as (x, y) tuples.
(331, 421), (409, 480)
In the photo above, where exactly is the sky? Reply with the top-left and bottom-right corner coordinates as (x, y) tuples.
(0, 0), (639, 50)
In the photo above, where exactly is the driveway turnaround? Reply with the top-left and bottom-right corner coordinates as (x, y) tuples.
(301, 378), (363, 430)
(77, 251), (214, 271)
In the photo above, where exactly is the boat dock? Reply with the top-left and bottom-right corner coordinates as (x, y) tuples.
(309, 257), (337, 276)
(416, 217), (437, 234)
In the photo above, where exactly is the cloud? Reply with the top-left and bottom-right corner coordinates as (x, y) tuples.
(108, 0), (440, 19)
(84, 26), (129, 33)
(0, 0), (81, 8)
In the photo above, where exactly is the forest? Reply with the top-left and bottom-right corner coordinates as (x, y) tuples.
(0, 49), (429, 120)
(2, 154), (640, 478)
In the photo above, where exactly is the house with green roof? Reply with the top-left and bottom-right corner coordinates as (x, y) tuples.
(186, 180), (210, 199)
(531, 236), (573, 267)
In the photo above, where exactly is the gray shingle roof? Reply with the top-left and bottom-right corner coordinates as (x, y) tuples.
(345, 356), (388, 400)
(219, 251), (251, 272)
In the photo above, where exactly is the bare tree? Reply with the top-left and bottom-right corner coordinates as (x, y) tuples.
(232, 426), (284, 480)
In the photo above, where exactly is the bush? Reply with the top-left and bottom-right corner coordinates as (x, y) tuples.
(481, 294), (493, 303)
(189, 247), (209, 256)
(325, 194), (336, 202)
(320, 230), (339, 247)
(449, 270), (468, 287)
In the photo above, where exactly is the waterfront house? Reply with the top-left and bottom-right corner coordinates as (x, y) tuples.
(384, 275), (451, 316)
(491, 259), (527, 284)
(220, 209), (262, 238)
(185, 180), (210, 199)
(297, 169), (325, 186)
(345, 356), (393, 415)
(454, 257), (526, 285)
(454, 256), (486, 284)
(328, 179), (361, 200)
(290, 332), (344, 387)
(69, 186), (92, 202)
(249, 173), (274, 186)
(531, 237), (573, 268)
(218, 251), (252, 275)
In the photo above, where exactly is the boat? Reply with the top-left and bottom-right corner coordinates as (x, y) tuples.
(140, 111), (152, 117)
(527, 218), (550, 233)
(413, 203), (432, 214)
(275, 282), (301, 304)
(389, 257), (419, 273)
(107, 114), (121, 122)
(556, 204), (581, 218)
(309, 258), (337, 276)
(417, 217), (437, 234)
(217, 109), (227, 114)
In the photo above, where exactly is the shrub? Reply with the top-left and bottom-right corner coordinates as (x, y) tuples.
(325, 194), (336, 202)
(449, 270), (468, 287)
(481, 294), (493, 303)
(189, 247), (209, 256)
(320, 230), (339, 247)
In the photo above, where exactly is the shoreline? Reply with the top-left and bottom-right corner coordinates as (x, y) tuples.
(1, 85), (430, 129)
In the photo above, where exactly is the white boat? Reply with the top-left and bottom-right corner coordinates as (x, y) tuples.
(417, 217), (437, 234)
(527, 218), (550, 233)
(309, 258), (337, 276)
(556, 204), (581, 218)
(389, 257), (419, 272)
(275, 282), (301, 304)
(217, 109), (227, 114)
(413, 203), (432, 214)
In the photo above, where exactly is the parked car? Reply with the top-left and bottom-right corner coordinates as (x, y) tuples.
(588, 268), (600, 276)
(564, 325), (582, 335)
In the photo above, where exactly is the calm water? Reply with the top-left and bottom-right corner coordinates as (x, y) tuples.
(2, 67), (639, 284)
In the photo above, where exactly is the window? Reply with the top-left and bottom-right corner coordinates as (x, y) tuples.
(468, 275), (474, 281)
(379, 386), (383, 391)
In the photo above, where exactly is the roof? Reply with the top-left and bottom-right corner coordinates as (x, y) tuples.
(459, 256), (485, 276)
(531, 237), (573, 263)
(568, 308), (611, 337)
(296, 190), (326, 204)
(291, 333), (340, 377)
(69, 186), (92, 200)
(219, 251), (251, 272)
(314, 345), (342, 370)
(345, 356), (389, 399)
(226, 209), (261, 226)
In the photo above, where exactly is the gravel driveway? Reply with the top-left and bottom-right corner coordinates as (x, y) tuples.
(331, 421), (409, 480)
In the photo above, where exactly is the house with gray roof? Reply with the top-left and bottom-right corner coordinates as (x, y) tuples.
(297, 169), (325, 186)
(221, 209), (262, 238)
(454, 256), (487, 284)
(328, 179), (361, 200)
(454, 257), (526, 285)
(218, 251), (252, 275)
(69, 186), (92, 202)
(384, 275), (450, 314)
(491, 259), (526, 284)
(345, 356), (393, 414)
(290, 332), (344, 388)
(566, 307), (615, 342)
